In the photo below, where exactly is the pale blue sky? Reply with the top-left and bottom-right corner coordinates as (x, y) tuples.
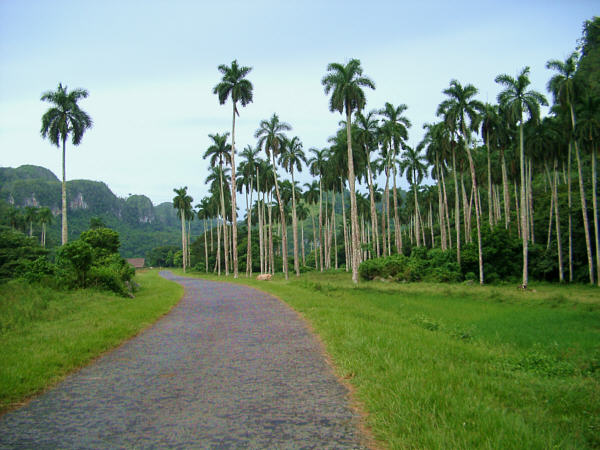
(1, 1), (597, 204)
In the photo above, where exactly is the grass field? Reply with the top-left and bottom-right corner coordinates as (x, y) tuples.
(183, 269), (600, 449)
(0, 270), (183, 413)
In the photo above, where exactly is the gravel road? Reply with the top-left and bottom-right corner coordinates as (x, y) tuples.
(0, 271), (364, 449)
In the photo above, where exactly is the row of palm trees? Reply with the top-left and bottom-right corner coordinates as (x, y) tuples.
(174, 28), (598, 286)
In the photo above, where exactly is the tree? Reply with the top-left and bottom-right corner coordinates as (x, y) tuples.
(438, 80), (485, 284)
(355, 111), (381, 257)
(38, 207), (53, 248)
(173, 187), (193, 272)
(255, 114), (292, 279)
(40, 83), (92, 245)
(322, 59), (375, 284)
(379, 102), (411, 253)
(495, 68), (547, 288)
(303, 180), (320, 269)
(238, 145), (260, 277)
(279, 136), (306, 277)
(548, 53), (595, 284)
(24, 206), (38, 237)
(308, 148), (328, 271)
(213, 60), (254, 279)
(400, 145), (427, 248)
(203, 132), (232, 275)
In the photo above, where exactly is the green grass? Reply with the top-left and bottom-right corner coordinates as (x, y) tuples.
(182, 269), (600, 449)
(0, 270), (182, 413)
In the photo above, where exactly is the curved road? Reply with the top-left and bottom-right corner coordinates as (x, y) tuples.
(0, 271), (364, 449)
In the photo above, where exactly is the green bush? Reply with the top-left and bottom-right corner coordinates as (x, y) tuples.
(21, 257), (56, 283)
(58, 240), (93, 287)
(87, 265), (128, 296)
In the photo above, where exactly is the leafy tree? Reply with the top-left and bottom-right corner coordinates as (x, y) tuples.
(322, 59), (375, 283)
(58, 239), (93, 287)
(495, 67), (547, 288)
(213, 60), (254, 279)
(80, 227), (120, 259)
(40, 83), (92, 245)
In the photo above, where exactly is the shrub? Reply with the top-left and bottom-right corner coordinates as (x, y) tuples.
(21, 257), (56, 283)
(87, 265), (128, 296)
(58, 240), (93, 287)
(80, 227), (120, 259)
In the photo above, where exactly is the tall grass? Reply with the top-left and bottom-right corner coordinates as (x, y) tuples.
(187, 270), (600, 449)
(0, 270), (182, 413)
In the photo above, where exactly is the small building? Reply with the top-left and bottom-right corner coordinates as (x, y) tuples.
(126, 258), (145, 269)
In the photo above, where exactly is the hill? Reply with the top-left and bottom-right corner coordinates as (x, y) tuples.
(0, 165), (204, 257)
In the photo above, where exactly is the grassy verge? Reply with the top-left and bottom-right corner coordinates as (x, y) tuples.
(0, 269), (182, 413)
(181, 269), (600, 449)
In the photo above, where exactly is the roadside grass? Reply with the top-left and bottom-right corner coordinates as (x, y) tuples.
(181, 269), (600, 449)
(0, 269), (182, 413)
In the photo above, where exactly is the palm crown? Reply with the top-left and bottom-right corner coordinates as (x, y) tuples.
(213, 60), (253, 114)
(495, 67), (548, 125)
(322, 59), (375, 115)
(40, 83), (92, 146)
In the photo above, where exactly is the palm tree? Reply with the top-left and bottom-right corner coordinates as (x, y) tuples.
(238, 145), (260, 277)
(575, 93), (600, 286)
(355, 111), (381, 257)
(204, 132), (232, 275)
(196, 198), (212, 273)
(379, 102), (411, 253)
(24, 206), (38, 237)
(438, 80), (485, 284)
(496, 67), (548, 288)
(213, 60), (254, 279)
(322, 59), (375, 284)
(279, 136), (307, 277)
(548, 54), (595, 284)
(173, 187), (193, 272)
(40, 83), (92, 245)
(38, 207), (53, 248)
(255, 114), (292, 279)
(303, 180), (320, 269)
(206, 166), (231, 275)
(308, 148), (328, 271)
(400, 145), (427, 247)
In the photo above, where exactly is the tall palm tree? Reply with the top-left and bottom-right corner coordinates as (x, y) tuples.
(196, 197), (212, 273)
(203, 132), (232, 275)
(308, 148), (328, 271)
(40, 83), (92, 245)
(279, 136), (306, 277)
(438, 80), (485, 284)
(400, 146), (427, 247)
(238, 145), (260, 277)
(213, 60), (254, 279)
(255, 114), (292, 279)
(576, 93), (600, 286)
(303, 180), (320, 269)
(379, 102), (411, 253)
(496, 67), (548, 288)
(38, 207), (53, 248)
(322, 59), (375, 284)
(548, 54), (595, 284)
(206, 166), (231, 275)
(355, 111), (381, 257)
(173, 187), (193, 272)
(24, 206), (38, 237)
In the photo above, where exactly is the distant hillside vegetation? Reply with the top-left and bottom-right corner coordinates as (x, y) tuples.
(0, 165), (205, 257)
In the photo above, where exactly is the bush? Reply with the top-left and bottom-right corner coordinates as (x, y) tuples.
(80, 227), (120, 259)
(58, 240), (93, 287)
(21, 257), (56, 283)
(87, 265), (128, 296)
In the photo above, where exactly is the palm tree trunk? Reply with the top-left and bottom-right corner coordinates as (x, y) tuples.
(291, 170), (300, 277)
(311, 211), (317, 270)
(461, 174), (469, 243)
(204, 218), (208, 273)
(384, 166), (391, 255)
(366, 153), (380, 257)
(42, 222), (46, 247)
(268, 192), (274, 274)
(331, 191), (337, 270)
(181, 214), (187, 273)
(568, 142), (573, 282)
(271, 154), (288, 279)
(435, 157), (446, 250)
(301, 222), (305, 266)
(258, 184), (264, 274)
(553, 159), (564, 282)
(515, 183), (521, 239)
(452, 147), (461, 267)
(500, 149), (510, 229)
(487, 133), (493, 227)
(519, 120), (528, 288)
(319, 178), (324, 271)
(441, 167), (452, 248)
(413, 182), (420, 247)
(340, 181), (349, 271)
(61, 136), (68, 245)
(345, 109), (361, 283)
(574, 140), (594, 284)
(218, 165), (229, 276)
(392, 161), (402, 253)
(246, 180), (253, 277)
(528, 160), (535, 244)
(591, 144), (599, 286)
(230, 103), (239, 278)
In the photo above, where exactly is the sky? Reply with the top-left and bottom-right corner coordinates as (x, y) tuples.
(0, 0), (597, 206)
